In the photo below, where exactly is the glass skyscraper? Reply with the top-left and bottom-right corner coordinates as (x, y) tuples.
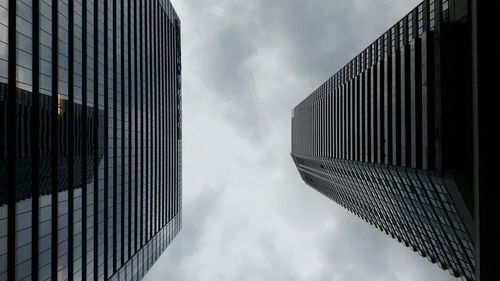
(291, 0), (498, 280)
(0, 0), (182, 280)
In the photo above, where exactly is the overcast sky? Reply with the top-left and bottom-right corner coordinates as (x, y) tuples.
(144, 1), (457, 280)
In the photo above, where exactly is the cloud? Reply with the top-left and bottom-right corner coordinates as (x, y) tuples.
(144, 0), (458, 281)
(146, 186), (223, 281)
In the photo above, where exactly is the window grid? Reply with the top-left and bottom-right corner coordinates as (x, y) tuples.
(0, 0), (181, 280)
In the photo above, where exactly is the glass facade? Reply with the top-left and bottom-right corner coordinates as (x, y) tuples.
(291, 1), (476, 280)
(0, 0), (182, 280)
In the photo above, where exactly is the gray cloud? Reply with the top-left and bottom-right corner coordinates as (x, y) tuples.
(146, 186), (223, 281)
(143, 0), (459, 280)
(173, 0), (427, 142)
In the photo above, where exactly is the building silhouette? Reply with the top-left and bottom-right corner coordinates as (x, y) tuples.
(291, 0), (498, 280)
(0, 0), (182, 280)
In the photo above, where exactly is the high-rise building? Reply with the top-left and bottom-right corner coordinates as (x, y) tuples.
(0, 0), (182, 280)
(291, 1), (498, 280)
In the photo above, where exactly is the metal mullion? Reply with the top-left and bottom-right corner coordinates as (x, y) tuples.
(330, 80), (334, 158)
(351, 68), (355, 161)
(374, 46), (379, 164)
(68, 0), (75, 279)
(93, 0), (99, 278)
(166, 19), (171, 224)
(323, 86), (327, 158)
(51, 0), (59, 279)
(150, 0), (155, 240)
(308, 107), (311, 155)
(161, 10), (166, 231)
(148, 0), (153, 232)
(127, 0), (132, 259)
(144, 0), (150, 244)
(328, 82), (332, 158)
(323, 84), (330, 157)
(365, 66), (370, 163)
(341, 84), (345, 159)
(310, 98), (313, 155)
(410, 9), (420, 169)
(335, 80), (339, 159)
(151, 2), (162, 236)
(392, 24), (402, 166)
(112, 0), (118, 273)
(315, 98), (318, 156)
(354, 72), (359, 162)
(385, 35), (393, 166)
(360, 69), (365, 163)
(325, 85), (328, 158)
(6, 0), (16, 279)
(377, 41), (384, 165)
(172, 20), (177, 220)
(160, 10), (165, 230)
(120, 0), (126, 266)
(165, 3), (169, 239)
(357, 66), (361, 162)
(174, 16), (178, 221)
(347, 77), (352, 161)
(133, 1), (139, 253)
(315, 98), (317, 156)
(343, 80), (347, 160)
(333, 82), (336, 158)
(401, 16), (411, 167)
(147, 2), (153, 246)
(176, 15), (182, 233)
(311, 99), (314, 156)
(320, 90), (323, 157)
(421, 30), (435, 171)
(319, 90), (322, 157)
(318, 96), (320, 156)
(148, 0), (154, 241)
(81, 0), (88, 276)
(157, 6), (163, 232)
(152, 0), (158, 242)
(151, 0), (155, 240)
(433, 0), (442, 171)
(339, 80), (342, 159)
(31, 0), (41, 279)
(127, 0), (134, 258)
(103, 0), (109, 278)
(138, 0), (144, 250)
(339, 83), (343, 159)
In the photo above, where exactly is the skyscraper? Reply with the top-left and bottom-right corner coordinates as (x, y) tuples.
(0, 0), (182, 280)
(291, 0), (498, 280)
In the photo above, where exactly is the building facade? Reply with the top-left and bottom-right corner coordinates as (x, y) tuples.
(0, 0), (182, 280)
(291, 0), (498, 280)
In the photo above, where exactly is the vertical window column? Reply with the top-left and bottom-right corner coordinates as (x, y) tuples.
(420, 19), (435, 171)
(410, 9), (422, 169)
(377, 38), (384, 164)
(364, 63), (371, 163)
(401, 15), (411, 168)
(50, 0), (60, 280)
(56, 0), (71, 278)
(384, 33), (393, 165)
(72, 0), (84, 278)
(370, 45), (377, 164)
(85, 0), (96, 278)
(111, 0), (119, 274)
(392, 23), (402, 167)
(67, 0), (75, 279)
